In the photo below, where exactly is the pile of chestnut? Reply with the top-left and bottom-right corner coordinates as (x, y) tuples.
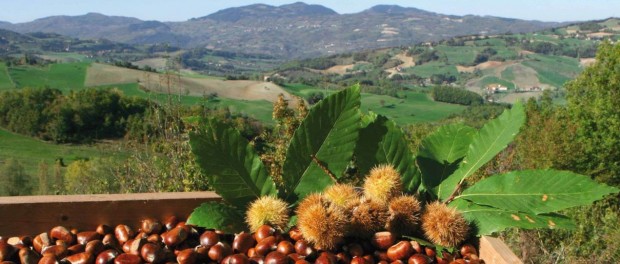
(0, 216), (483, 264)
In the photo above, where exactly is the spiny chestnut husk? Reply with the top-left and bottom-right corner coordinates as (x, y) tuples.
(386, 195), (421, 236)
(363, 164), (402, 204)
(246, 196), (290, 232)
(421, 202), (469, 247)
(323, 183), (360, 210)
(349, 198), (389, 238)
(296, 195), (346, 250)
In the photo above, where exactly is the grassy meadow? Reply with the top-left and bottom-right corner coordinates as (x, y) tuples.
(0, 128), (125, 176)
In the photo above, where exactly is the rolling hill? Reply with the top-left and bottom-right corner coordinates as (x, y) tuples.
(0, 2), (562, 58)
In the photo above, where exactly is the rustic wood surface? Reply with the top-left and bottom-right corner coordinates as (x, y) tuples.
(480, 235), (523, 264)
(0, 192), (220, 236)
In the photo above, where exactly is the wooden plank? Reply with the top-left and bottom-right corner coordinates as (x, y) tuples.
(479, 235), (523, 264)
(0, 192), (221, 237)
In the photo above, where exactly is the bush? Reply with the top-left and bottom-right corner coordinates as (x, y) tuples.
(431, 86), (483, 106)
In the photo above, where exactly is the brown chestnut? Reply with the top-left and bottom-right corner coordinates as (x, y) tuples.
(18, 248), (39, 264)
(459, 244), (477, 258)
(95, 249), (119, 264)
(50, 226), (75, 245)
(233, 232), (256, 254)
(140, 218), (163, 235)
(387, 241), (414, 262)
(62, 252), (93, 264)
(255, 236), (277, 256)
(264, 251), (288, 264)
(161, 227), (188, 248)
(85, 240), (105, 256)
(223, 254), (250, 264)
(113, 225), (134, 245)
(407, 254), (431, 264)
(176, 248), (197, 264)
(77, 231), (101, 245)
(288, 227), (303, 242)
(33, 233), (52, 253)
(276, 241), (294, 256)
(253, 225), (275, 243)
(208, 242), (232, 262)
(371, 232), (395, 250)
(96, 225), (113, 236)
(113, 253), (141, 264)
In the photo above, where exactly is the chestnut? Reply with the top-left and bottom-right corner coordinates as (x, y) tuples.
(208, 242), (232, 262)
(264, 251), (288, 264)
(113, 225), (134, 245)
(371, 232), (395, 250)
(276, 241), (294, 256)
(223, 254), (250, 264)
(233, 232), (256, 254)
(459, 244), (477, 258)
(85, 240), (105, 256)
(77, 231), (101, 245)
(351, 256), (367, 264)
(407, 254), (431, 264)
(61, 252), (93, 264)
(161, 227), (188, 248)
(18, 248), (39, 264)
(255, 236), (277, 256)
(96, 225), (113, 236)
(176, 248), (197, 264)
(113, 253), (141, 264)
(140, 218), (163, 235)
(95, 249), (119, 264)
(254, 225), (275, 243)
(50, 226), (75, 245)
(199, 231), (219, 248)
(33, 233), (52, 253)
(387, 241), (414, 262)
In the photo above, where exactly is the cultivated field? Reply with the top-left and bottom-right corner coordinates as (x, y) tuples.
(85, 63), (296, 103)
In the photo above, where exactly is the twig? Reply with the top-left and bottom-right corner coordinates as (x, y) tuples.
(311, 154), (338, 182)
(443, 182), (463, 205)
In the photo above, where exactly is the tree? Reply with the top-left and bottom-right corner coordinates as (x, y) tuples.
(566, 41), (620, 185)
(0, 158), (32, 196)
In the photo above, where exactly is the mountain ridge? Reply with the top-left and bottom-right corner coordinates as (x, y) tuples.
(0, 2), (565, 58)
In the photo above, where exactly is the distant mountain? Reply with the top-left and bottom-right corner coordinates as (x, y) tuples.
(0, 2), (565, 58)
(203, 2), (337, 22)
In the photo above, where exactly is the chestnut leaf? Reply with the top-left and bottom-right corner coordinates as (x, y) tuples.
(417, 123), (475, 195)
(189, 118), (277, 209)
(282, 85), (361, 203)
(187, 202), (246, 233)
(454, 170), (620, 214)
(437, 102), (525, 201)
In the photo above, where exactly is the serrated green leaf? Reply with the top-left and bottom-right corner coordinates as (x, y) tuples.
(187, 202), (246, 233)
(282, 85), (361, 202)
(417, 124), (476, 193)
(450, 199), (575, 236)
(455, 170), (620, 214)
(189, 119), (277, 208)
(438, 102), (526, 200)
(356, 114), (420, 193)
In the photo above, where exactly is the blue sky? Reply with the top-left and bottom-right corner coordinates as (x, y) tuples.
(1, 0), (618, 23)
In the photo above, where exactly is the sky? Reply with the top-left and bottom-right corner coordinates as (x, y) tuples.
(1, 0), (619, 23)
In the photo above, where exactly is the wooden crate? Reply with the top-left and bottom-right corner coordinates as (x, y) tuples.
(0, 192), (522, 264)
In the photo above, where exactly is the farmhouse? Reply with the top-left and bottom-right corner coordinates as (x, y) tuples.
(486, 83), (508, 93)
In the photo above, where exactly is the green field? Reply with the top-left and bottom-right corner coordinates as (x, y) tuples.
(7, 62), (89, 92)
(406, 62), (458, 78)
(0, 64), (15, 90)
(0, 128), (125, 176)
(522, 54), (581, 87)
(104, 83), (275, 124)
(479, 76), (516, 90)
(283, 84), (466, 124)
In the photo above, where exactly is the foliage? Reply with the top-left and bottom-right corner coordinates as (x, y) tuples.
(431, 86), (483, 106)
(64, 158), (120, 194)
(566, 41), (620, 186)
(0, 87), (149, 143)
(188, 83), (617, 243)
(0, 158), (33, 196)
